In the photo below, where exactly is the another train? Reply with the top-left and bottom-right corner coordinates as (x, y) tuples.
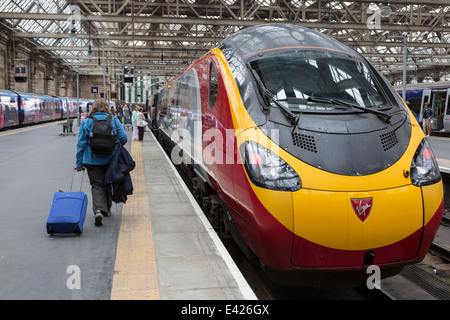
(0, 89), (115, 129)
(396, 82), (450, 132)
(152, 24), (443, 287)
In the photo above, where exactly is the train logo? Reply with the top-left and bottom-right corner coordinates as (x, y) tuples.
(351, 198), (373, 222)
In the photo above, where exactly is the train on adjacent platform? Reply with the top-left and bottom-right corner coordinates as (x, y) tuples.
(152, 24), (444, 287)
(396, 82), (450, 133)
(0, 89), (103, 129)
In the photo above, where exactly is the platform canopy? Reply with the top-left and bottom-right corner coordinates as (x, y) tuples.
(0, 0), (449, 84)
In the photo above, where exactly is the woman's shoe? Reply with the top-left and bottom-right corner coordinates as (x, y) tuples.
(95, 210), (103, 226)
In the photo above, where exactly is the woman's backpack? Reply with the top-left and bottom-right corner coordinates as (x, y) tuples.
(89, 115), (117, 154)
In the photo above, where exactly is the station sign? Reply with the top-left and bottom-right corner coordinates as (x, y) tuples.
(91, 87), (99, 94)
(15, 67), (26, 74)
(124, 67), (134, 76)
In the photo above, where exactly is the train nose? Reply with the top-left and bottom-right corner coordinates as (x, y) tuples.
(291, 186), (424, 268)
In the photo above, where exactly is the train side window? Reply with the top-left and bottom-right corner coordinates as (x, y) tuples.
(209, 62), (218, 109)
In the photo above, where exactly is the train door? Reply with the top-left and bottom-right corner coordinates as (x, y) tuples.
(419, 89), (431, 123)
(23, 97), (37, 124)
(1, 96), (10, 128)
(431, 89), (448, 131)
(18, 97), (24, 124)
(34, 99), (39, 123)
(10, 97), (18, 126)
(443, 89), (450, 132)
(68, 99), (74, 117)
(51, 99), (56, 120)
(61, 98), (67, 118)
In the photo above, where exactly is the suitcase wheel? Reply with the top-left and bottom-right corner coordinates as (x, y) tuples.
(73, 226), (82, 236)
(47, 227), (54, 236)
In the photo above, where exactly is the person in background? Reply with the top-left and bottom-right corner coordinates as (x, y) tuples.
(136, 106), (147, 141)
(123, 104), (130, 121)
(422, 102), (432, 137)
(116, 106), (124, 124)
(75, 98), (128, 226)
(131, 105), (139, 141)
(143, 106), (151, 130)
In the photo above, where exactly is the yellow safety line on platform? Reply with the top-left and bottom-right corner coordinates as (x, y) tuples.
(437, 158), (450, 164)
(110, 140), (160, 300)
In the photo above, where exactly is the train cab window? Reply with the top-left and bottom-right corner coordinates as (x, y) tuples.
(209, 62), (219, 109)
(249, 50), (388, 112)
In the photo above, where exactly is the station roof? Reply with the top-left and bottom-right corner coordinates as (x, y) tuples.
(0, 0), (449, 84)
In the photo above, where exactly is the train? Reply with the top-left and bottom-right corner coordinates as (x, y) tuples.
(0, 89), (116, 129)
(151, 24), (444, 287)
(396, 81), (450, 132)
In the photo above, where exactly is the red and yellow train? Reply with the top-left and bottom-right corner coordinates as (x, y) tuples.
(152, 24), (443, 287)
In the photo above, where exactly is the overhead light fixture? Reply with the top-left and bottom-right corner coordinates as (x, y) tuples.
(87, 43), (92, 58)
(69, 19), (77, 41)
(97, 45), (101, 70)
(379, 0), (391, 18)
(87, 22), (92, 58)
(69, 0), (77, 43)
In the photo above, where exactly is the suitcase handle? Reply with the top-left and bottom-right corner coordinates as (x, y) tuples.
(70, 168), (85, 192)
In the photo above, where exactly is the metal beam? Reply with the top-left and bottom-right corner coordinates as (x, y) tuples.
(2, 13), (450, 33)
(14, 31), (222, 42)
(34, 45), (208, 52)
(28, 38), (450, 49)
(49, 55), (193, 61)
(76, 0), (450, 7)
(349, 0), (450, 4)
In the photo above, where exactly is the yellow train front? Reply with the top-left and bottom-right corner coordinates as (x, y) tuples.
(217, 24), (443, 287)
(155, 24), (444, 287)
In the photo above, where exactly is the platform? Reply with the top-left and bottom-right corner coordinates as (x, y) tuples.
(429, 135), (450, 175)
(0, 121), (256, 300)
(111, 130), (255, 300)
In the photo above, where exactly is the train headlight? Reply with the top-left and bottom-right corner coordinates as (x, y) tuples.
(241, 141), (302, 191)
(410, 139), (441, 187)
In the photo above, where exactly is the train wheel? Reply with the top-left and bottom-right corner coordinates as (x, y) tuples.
(204, 194), (229, 239)
(192, 177), (203, 202)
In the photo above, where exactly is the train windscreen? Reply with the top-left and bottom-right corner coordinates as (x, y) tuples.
(249, 50), (389, 112)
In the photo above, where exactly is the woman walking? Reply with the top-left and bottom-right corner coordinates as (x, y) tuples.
(75, 98), (128, 226)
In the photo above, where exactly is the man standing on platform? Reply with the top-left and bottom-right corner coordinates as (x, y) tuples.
(422, 102), (432, 137)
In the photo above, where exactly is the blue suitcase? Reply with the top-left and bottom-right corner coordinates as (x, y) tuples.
(46, 170), (88, 236)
